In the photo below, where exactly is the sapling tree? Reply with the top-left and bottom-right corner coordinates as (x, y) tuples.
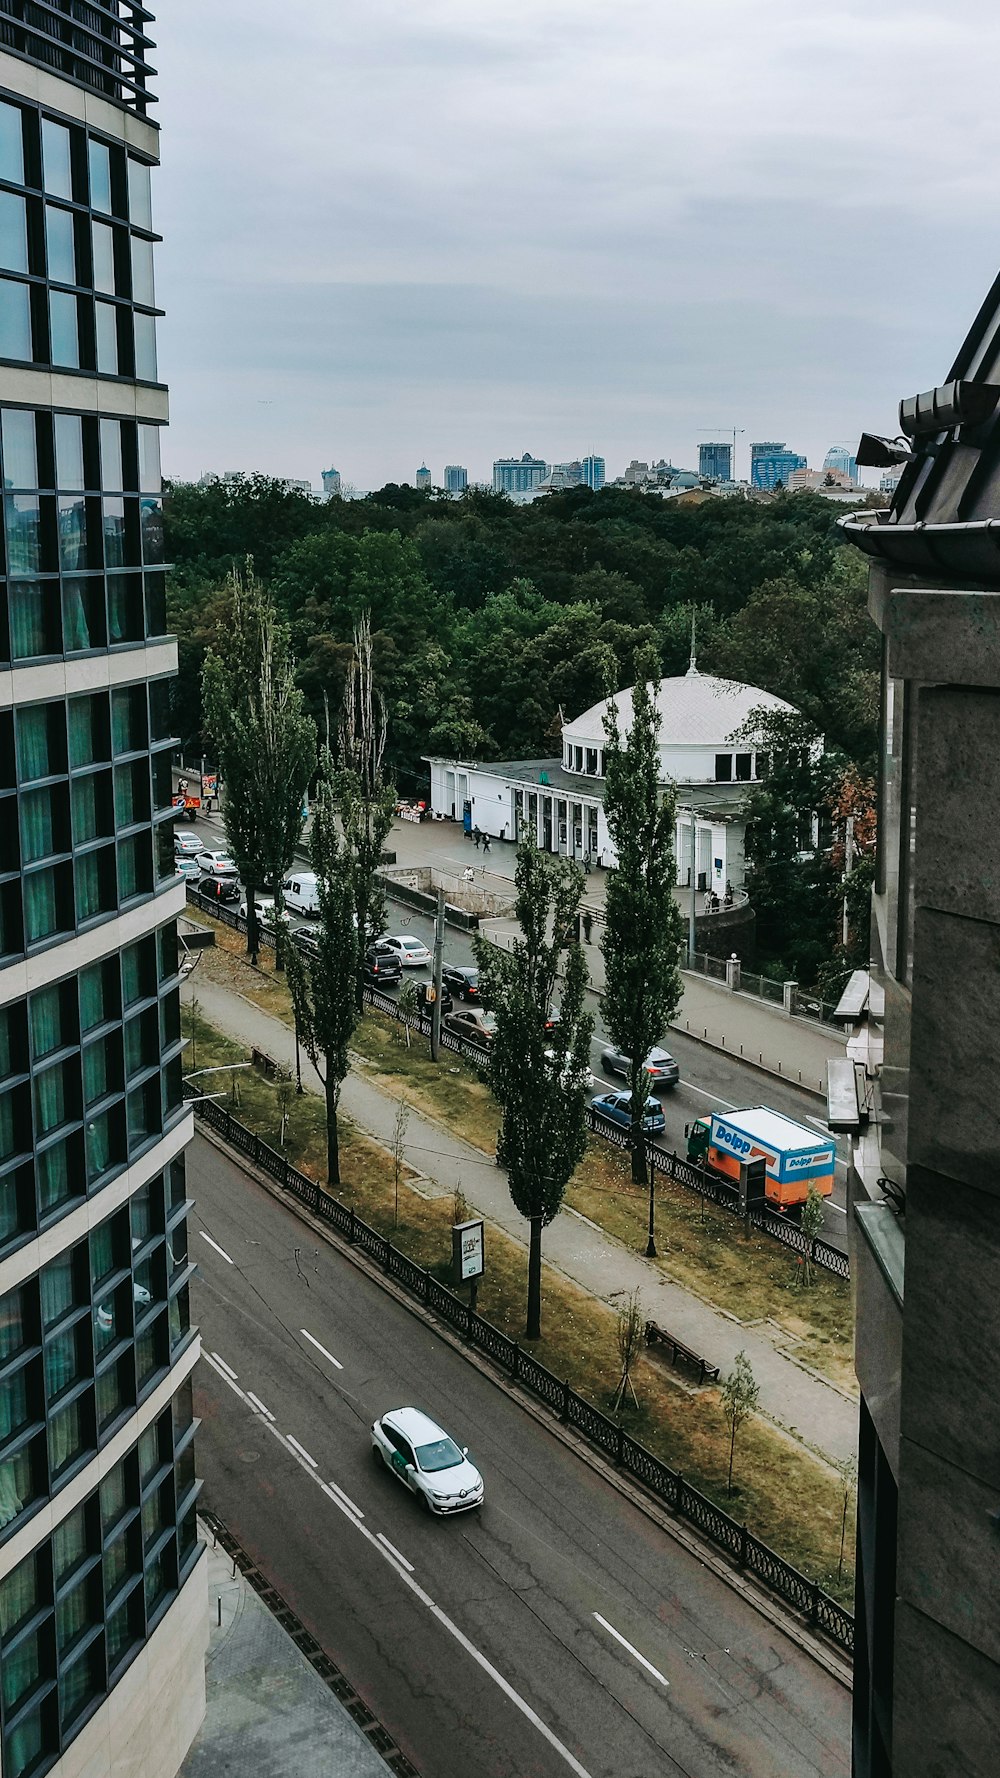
(612, 1290), (644, 1415)
(799, 1183), (826, 1287)
(284, 748), (358, 1185)
(721, 1349), (760, 1495)
(474, 839), (592, 1341)
(601, 649), (684, 1192)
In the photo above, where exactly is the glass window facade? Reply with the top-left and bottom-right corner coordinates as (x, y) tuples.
(0, 98), (160, 379)
(0, 1373), (199, 1776)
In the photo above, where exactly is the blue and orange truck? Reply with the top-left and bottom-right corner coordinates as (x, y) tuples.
(685, 1106), (836, 1211)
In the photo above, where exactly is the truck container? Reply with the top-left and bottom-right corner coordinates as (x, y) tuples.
(686, 1106), (835, 1211)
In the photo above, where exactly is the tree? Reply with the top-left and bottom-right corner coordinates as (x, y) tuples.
(612, 1290), (644, 1414)
(600, 651), (684, 1196)
(391, 1098), (409, 1228)
(284, 749), (359, 1186)
(721, 1350), (759, 1495)
(798, 1184), (826, 1288)
(474, 841), (593, 1340)
(836, 1455), (858, 1583)
(202, 566), (316, 966)
(337, 614), (397, 1008)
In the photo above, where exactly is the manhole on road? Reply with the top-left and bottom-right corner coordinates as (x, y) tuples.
(238, 1450), (261, 1464)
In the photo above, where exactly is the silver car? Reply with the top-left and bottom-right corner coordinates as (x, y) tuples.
(600, 1043), (680, 1091)
(372, 1407), (484, 1514)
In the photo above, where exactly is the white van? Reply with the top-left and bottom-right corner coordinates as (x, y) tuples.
(282, 871), (321, 916)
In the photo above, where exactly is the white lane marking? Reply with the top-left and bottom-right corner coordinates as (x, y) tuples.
(321, 1478), (364, 1520)
(207, 1358), (595, 1778)
(209, 1352), (237, 1380)
(377, 1532), (414, 1573)
(677, 1080), (737, 1110)
(593, 1613), (670, 1687)
(200, 1231), (233, 1264)
(247, 1391), (275, 1421)
(287, 1435), (318, 1468)
(300, 1328), (344, 1371)
(825, 1201), (847, 1216)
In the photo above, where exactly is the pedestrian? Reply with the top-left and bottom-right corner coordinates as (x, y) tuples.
(582, 911), (593, 944)
(482, 833), (491, 855)
(462, 865), (475, 884)
(583, 850), (592, 876)
(474, 826), (481, 850)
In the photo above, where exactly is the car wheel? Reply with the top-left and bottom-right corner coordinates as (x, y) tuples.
(372, 1442), (387, 1468)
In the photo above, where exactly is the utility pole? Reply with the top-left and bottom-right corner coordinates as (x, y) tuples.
(431, 886), (445, 1061)
(688, 816), (698, 964)
(842, 814), (855, 948)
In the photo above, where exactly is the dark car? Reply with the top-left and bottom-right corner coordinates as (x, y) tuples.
(364, 942), (402, 987)
(417, 980), (453, 1017)
(441, 964), (481, 1001)
(196, 876), (239, 905)
(293, 928), (322, 962)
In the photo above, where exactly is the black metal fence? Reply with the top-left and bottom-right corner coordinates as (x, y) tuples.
(190, 1092), (854, 1656)
(186, 886), (849, 1282)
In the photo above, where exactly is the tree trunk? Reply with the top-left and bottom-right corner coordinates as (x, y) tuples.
(325, 1076), (340, 1186)
(630, 1060), (649, 1186)
(245, 882), (259, 967)
(728, 1419), (737, 1494)
(525, 1215), (543, 1341)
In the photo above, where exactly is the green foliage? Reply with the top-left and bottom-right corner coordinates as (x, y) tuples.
(601, 649), (684, 1184)
(285, 749), (359, 1184)
(799, 1185), (827, 1288)
(336, 615), (398, 1004)
(721, 1349), (760, 1494)
(201, 567), (316, 961)
(473, 840), (593, 1339)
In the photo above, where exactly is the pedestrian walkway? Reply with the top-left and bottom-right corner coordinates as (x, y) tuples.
(181, 1527), (390, 1778)
(186, 973), (858, 1468)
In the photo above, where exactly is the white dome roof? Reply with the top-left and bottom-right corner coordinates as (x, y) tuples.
(563, 670), (797, 748)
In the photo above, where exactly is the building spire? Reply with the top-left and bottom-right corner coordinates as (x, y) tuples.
(686, 608), (700, 677)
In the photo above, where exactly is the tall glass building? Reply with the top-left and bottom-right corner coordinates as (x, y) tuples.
(0, 9), (205, 1778)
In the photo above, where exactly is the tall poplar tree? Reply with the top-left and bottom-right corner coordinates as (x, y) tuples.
(601, 652), (684, 1189)
(338, 613), (397, 1007)
(202, 567), (316, 965)
(474, 841), (593, 1341)
(284, 748), (358, 1185)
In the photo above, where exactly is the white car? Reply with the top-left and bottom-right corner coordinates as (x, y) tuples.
(545, 1048), (594, 1090)
(173, 831), (202, 857)
(372, 1407), (484, 1515)
(383, 935), (431, 967)
(174, 857), (200, 880)
(239, 894), (276, 925)
(195, 850), (238, 878)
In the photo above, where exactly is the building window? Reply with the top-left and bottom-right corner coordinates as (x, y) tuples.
(585, 748), (598, 775)
(714, 754), (733, 782)
(735, 753), (752, 781)
(0, 278), (31, 360)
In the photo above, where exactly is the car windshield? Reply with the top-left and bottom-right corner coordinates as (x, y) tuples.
(414, 1436), (464, 1473)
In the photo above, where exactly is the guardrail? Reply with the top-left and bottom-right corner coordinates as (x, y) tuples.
(189, 1091), (854, 1654)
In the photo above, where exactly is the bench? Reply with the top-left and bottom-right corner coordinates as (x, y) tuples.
(250, 1046), (282, 1080)
(644, 1321), (720, 1386)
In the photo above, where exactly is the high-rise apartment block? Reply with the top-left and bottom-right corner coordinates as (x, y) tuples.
(839, 280), (1000, 1777)
(823, 444), (858, 484)
(321, 467), (341, 498)
(698, 441), (732, 482)
(750, 442), (807, 489)
(444, 465), (467, 493)
(493, 452), (547, 494)
(0, 11), (205, 1778)
(415, 463), (431, 491)
(580, 455), (605, 491)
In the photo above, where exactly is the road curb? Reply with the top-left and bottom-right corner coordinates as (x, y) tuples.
(667, 1016), (827, 1102)
(195, 1121), (853, 1690)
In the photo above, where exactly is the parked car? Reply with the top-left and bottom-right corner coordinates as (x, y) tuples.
(173, 831), (202, 858)
(417, 980), (453, 1017)
(599, 1044), (680, 1092)
(174, 857), (200, 880)
(282, 871), (321, 916)
(364, 943), (402, 987)
(293, 928), (321, 961)
(444, 1007), (497, 1048)
(195, 850), (238, 878)
(441, 964), (481, 1001)
(239, 894), (276, 926)
(382, 935), (432, 968)
(371, 1407), (483, 1515)
(545, 1049), (594, 1090)
(590, 1089), (666, 1134)
(195, 875), (239, 904)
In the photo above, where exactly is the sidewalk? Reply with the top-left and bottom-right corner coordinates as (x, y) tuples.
(186, 973), (858, 1468)
(181, 1528), (390, 1778)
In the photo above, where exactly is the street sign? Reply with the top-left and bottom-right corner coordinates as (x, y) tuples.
(452, 1218), (484, 1284)
(201, 772), (217, 801)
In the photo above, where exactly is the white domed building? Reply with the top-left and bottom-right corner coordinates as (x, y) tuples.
(425, 664), (799, 897)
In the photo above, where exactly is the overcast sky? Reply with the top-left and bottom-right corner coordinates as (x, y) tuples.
(155, 1), (1000, 490)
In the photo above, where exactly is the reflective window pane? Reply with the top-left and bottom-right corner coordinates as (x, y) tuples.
(100, 418), (123, 491)
(0, 100), (24, 185)
(55, 413), (85, 491)
(95, 302), (118, 376)
(133, 311), (157, 381)
(130, 235), (154, 307)
(88, 139), (112, 215)
(0, 279), (32, 361)
(0, 191), (28, 275)
(46, 205), (76, 285)
(92, 222), (115, 295)
(63, 580), (105, 653)
(9, 583), (60, 660)
(58, 496), (88, 572)
(2, 409), (37, 490)
(42, 119), (73, 200)
(103, 498), (126, 570)
(5, 496), (41, 574)
(140, 498), (163, 565)
(49, 291), (80, 369)
(138, 425), (161, 494)
(127, 158), (152, 231)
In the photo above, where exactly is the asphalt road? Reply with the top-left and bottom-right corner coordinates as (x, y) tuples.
(180, 809), (850, 1255)
(191, 1133), (850, 1778)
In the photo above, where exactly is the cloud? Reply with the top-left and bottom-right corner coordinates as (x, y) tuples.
(154, 0), (1000, 486)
